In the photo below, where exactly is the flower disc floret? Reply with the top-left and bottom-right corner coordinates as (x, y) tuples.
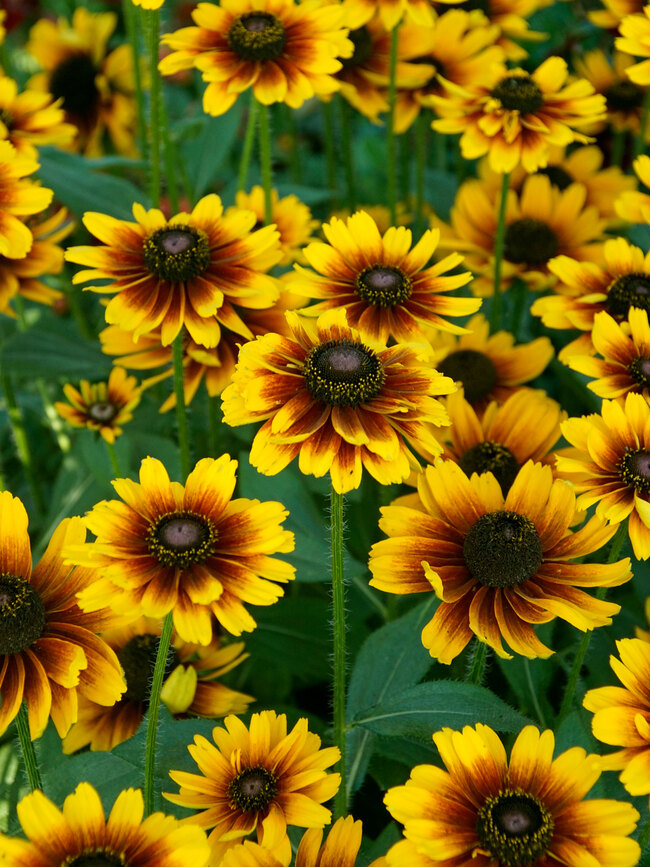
(303, 339), (385, 407)
(142, 226), (211, 282)
(228, 13), (286, 60)
(0, 573), (45, 655)
(618, 448), (650, 494)
(147, 511), (218, 568)
(491, 74), (544, 113)
(476, 788), (553, 867)
(228, 767), (278, 812)
(439, 349), (497, 403)
(459, 442), (519, 496)
(504, 219), (559, 266)
(356, 266), (412, 308)
(607, 273), (650, 317)
(463, 511), (543, 588)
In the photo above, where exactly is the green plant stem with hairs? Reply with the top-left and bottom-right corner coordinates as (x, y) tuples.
(123, 0), (147, 160)
(330, 487), (347, 819)
(490, 171), (510, 333)
(387, 25), (399, 225)
(238, 94), (259, 193)
(143, 611), (174, 816)
(172, 333), (191, 480)
(105, 440), (122, 479)
(144, 8), (162, 208)
(15, 703), (42, 792)
(258, 103), (274, 225)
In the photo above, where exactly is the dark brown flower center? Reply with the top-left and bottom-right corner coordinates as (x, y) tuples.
(459, 0), (491, 11)
(439, 349), (497, 404)
(228, 12), (286, 61)
(49, 53), (99, 118)
(607, 275), (650, 317)
(459, 442), (519, 495)
(147, 510), (217, 568)
(356, 265), (412, 308)
(491, 75), (544, 114)
(605, 80), (645, 112)
(504, 218), (559, 267)
(142, 226), (211, 282)
(228, 766), (278, 812)
(303, 339), (386, 407)
(629, 356), (650, 388)
(476, 788), (554, 867)
(537, 166), (572, 190)
(340, 26), (373, 70)
(88, 401), (117, 422)
(117, 633), (180, 704)
(0, 574), (46, 655)
(463, 510), (543, 588)
(67, 854), (125, 867)
(619, 448), (650, 494)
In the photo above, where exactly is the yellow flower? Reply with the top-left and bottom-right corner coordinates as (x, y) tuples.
(221, 308), (456, 494)
(384, 724), (640, 867)
(0, 74), (75, 158)
(431, 57), (606, 173)
(159, 0), (353, 116)
(616, 153), (650, 223)
(68, 455), (295, 642)
(65, 194), (282, 347)
(341, 0), (434, 30)
(165, 710), (341, 864)
(0, 140), (52, 259)
(617, 5), (650, 85)
(574, 49), (648, 137)
(589, 0), (644, 29)
(55, 365), (142, 443)
(369, 460), (630, 662)
(0, 784), (210, 867)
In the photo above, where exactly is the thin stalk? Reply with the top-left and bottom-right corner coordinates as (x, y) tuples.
(1, 375), (45, 516)
(433, 127), (445, 171)
(144, 8), (162, 207)
(238, 94), (259, 193)
(172, 333), (191, 480)
(524, 659), (547, 728)
(66, 283), (95, 341)
(490, 171), (510, 333)
(611, 128), (626, 168)
(638, 813), (650, 854)
(467, 638), (488, 686)
(338, 97), (356, 213)
(634, 86), (650, 158)
(387, 25), (399, 225)
(159, 90), (180, 213)
(285, 106), (303, 184)
(123, 0), (147, 159)
(208, 396), (220, 458)
(556, 522), (628, 724)
(105, 440), (122, 479)
(15, 703), (42, 792)
(258, 102), (273, 226)
(330, 487), (347, 820)
(143, 611), (174, 816)
(415, 113), (428, 239)
(323, 101), (338, 206)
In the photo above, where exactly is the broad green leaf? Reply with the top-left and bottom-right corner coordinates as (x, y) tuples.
(36, 147), (148, 219)
(351, 681), (532, 740)
(1, 326), (112, 380)
(182, 104), (243, 200)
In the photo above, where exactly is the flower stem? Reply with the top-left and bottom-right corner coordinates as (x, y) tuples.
(330, 486), (347, 820)
(284, 105), (303, 184)
(258, 102), (273, 225)
(159, 87), (180, 213)
(143, 610), (174, 816)
(15, 703), (42, 792)
(467, 638), (488, 686)
(105, 440), (122, 479)
(611, 128), (626, 168)
(556, 521), (628, 724)
(123, 0), (147, 160)
(415, 113), (428, 239)
(323, 102), (338, 207)
(1, 374), (45, 516)
(238, 93), (259, 193)
(144, 8), (161, 207)
(634, 86), (650, 158)
(637, 812), (650, 853)
(490, 171), (510, 333)
(387, 25), (399, 225)
(339, 97), (356, 213)
(172, 333), (191, 480)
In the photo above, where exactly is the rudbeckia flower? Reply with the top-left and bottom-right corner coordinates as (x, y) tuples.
(0, 492), (126, 739)
(430, 57), (606, 173)
(221, 308), (456, 494)
(55, 365), (142, 443)
(589, 0), (644, 29)
(557, 392), (650, 559)
(384, 724), (640, 867)
(159, 0), (353, 116)
(64, 194), (282, 348)
(67, 455), (295, 641)
(369, 460), (631, 662)
(617, 5), (650, 85)
(0, 139), (52, 260)
(63, 616), (253, 753)
(584, 637), (650, 801)
(573, 50), (648, 138)
(0, 783), (210, 867)
(165, 710), (341, 864)
(615, 153), (650, 223)
(291, 211), (479, 345)
(0, 74), (75, 158)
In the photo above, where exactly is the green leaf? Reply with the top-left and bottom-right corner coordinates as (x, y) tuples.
(182, 104), (244, 200)
(0, 325), (112, 380)
(351, 681), (532, 740)
(36, 147), (147, 219)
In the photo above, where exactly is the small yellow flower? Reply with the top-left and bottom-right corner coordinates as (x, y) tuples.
(55, 365), (141, 443)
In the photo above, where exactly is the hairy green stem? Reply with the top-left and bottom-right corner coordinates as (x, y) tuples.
(172, 333), (191, 480)
(238, 93), (259, 193)
(143, 611), (174, 815)
(144, 8), (162, 207)
(490, 171), (510, 333)
(123, 0), (147, 160)
(338, 97), (356, 213)
(415, 114), (428, 238)
(15, 703), (42, 792)
(387, 26), (399, 225)
(330, 487), (347, 819)
(258, 102), (273, 225)
(105, 440), (122, 479)
(468, 638), (488, 686)
(556, 522), (628, 724)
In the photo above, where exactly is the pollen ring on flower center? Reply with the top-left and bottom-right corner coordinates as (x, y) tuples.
(66, 849), (125, 867)
(303, 339), (386, 407)
(618, 447), (650, 494)
(491, 75), (544, 114)
(356, 265), (412, 308)
(606, 273), (650, 318)
(228, 766), (278, 812)
(0, 573), (46, 655)
(476, 787), (554, 867)
(142, 225), (211, 282)
(227, 12), (287, 61)
(146, 510), (217, 568)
